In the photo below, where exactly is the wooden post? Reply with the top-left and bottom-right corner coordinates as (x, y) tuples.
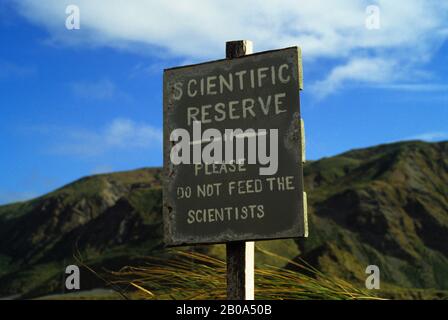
(225, 40), (255, 300)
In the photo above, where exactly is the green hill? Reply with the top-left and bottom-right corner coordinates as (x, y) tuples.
(0, 169), (166, 298)
(0, 140), (447, 299)
(299, 140), (448, 295)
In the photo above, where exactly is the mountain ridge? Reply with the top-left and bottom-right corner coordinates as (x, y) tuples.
(0, 140), (447, 298)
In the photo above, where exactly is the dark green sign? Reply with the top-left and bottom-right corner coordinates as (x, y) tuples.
(163, 47), (307, 246)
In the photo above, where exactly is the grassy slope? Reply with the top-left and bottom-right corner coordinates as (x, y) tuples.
(0, 141), (447, 299)
(0, 168), (165, 297)
(299, 141), (448, 292)
(0, 167), (298, 298)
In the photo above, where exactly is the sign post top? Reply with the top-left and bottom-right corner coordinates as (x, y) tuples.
(226, 40), (253, 58)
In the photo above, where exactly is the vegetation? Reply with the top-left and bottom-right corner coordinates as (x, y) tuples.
(108, 247), (381, 300)
(0, 141), (447, 299)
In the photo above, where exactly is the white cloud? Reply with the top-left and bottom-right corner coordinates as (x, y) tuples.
(129, 62), (173, 78)
(70, 79), (118, 100)
(11, 0), (448, 98)
(49, 118), (162, 157)
(0, 60), (36, 79)
(310, 57), (398, 98)
(405, 132), (448, 142)
(373, 83), (448, 92)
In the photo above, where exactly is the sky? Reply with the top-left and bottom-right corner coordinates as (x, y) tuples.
(0, 0), (447, 204)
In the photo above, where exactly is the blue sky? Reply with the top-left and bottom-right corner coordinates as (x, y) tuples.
(0, 0), (447, 204)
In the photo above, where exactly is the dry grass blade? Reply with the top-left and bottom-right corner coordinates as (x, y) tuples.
(106, 248), (383, 300)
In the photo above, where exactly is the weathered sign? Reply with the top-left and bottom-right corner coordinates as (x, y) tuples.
(163, 46), (307, 246)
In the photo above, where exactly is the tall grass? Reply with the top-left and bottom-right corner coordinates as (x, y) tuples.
(108, 246), (381, 300)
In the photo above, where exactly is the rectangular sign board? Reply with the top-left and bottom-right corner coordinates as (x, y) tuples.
(163, 46), (307, 246)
